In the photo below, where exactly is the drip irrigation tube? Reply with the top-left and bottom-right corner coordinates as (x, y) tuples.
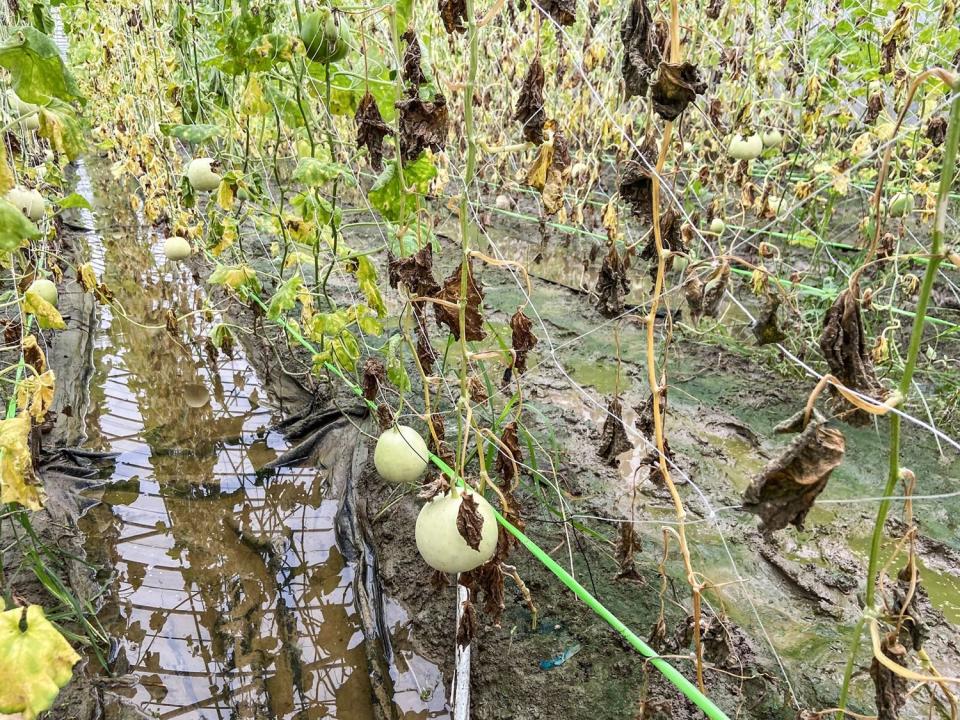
(243, 291), (731, 720)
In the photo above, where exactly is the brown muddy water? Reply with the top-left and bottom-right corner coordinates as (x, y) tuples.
(69, 161), (448, 719)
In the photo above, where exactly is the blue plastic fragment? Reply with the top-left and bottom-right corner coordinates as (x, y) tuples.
(538, 643), (582, 670)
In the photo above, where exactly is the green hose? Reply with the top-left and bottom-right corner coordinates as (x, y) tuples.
(245, 291), (731, 719)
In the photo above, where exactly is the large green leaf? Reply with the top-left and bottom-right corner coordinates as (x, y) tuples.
(0, 199), (40, 254)
(267, 272), (303, 320)
(160, 123), (223, 144)
(292, 157), (353, 188)
(368, 154), (437, 223)
(0, 27), (84, 104)
(0, 604), (80, 719)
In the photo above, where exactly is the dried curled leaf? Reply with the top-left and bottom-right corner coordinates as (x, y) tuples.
(0, 415), (42, 510)
(76, 262), (97, 293)
(650, 62), (707, 121)
(457, 492), (484, 551)
(742, 409), (845, 532)
(619, 141), (659, 221)
(509, 309), (537, 375)
(870, 632), (908, 720)
(524, 122), (570, 215)
(751, 294), (787, 346)
(16, 370), (55, 423)
(439, 0), (467, 34)
(401, 29), (426, 87)
(818, 286), (884, 425)
(388, 244), (441, 297)
(598, 396), (633, 464)
(0, 605), (81, 719)
(21, 335), (46, 374)
(495, 421), (522, 486)
(435, 261), (486, 341)
(615, 521), (643, 581)
(355, 92), (393, 172)
(395, 94), (449, 162)
(456, 599), (477, 648)
(620, 0), (660, 97)
(595, 244), (630, 318)
(362, 357), (386, 402)
(537, 0), (576, 26)
(514, 57), (545, 144)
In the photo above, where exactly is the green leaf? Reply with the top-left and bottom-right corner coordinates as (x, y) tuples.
(160, 123), (223, 144)
(393, 0), (414, 37)
(0, 604), (80, 718)
(292, 157), (354, 188)
(55, 192), (91, 210)
(0, 199), (40, 253)
(368, 154), (437, 223)
(0, 27), (84, 104)
(385, 334), (410, 393)
(267, 272), (303, 320)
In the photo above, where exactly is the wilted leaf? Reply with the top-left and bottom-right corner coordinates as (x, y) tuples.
(620, 0), (659, 98)
(751, 295), (787, 345)
(595, 244), (630, 318)
(0, 415), (42, 510)
(362, 356), (387, 401)
(456, 599), (477, 647)
(523, 122), (570, 215)
(439, 0), (467, 33)
(457, 491), (484, 551)
(870, 632), (908, 720)
(514, 57), (545, 144)
(435, 261), (486, 341)
(388, 244), (440, 297)
(266, 272), (302, 320)
(21, 335), (46, 374)
(401, 29), (426, 86)
(0, 143), (13, 195)
(818, 286), (884, 425)
(395, 94), (449, 162)
(355, 92), (393, 171)
(742, 409), (845, 532)
(537, 0), (576, 26)
(38, 102), (84, 161)
(0, 199), (40, 254)
(650, 62), (707, 121)
(208, 263), (261, 293)
(0, 604), (80, 719)
(23, 289), (65, 330)
(509, 309), (537, 375)
(0, 27), (84, 104)
(598, 396), (632, 464)
(619, 141), (659, 221)
(17, 370), (55, 423)
(495, 421), (522, 486)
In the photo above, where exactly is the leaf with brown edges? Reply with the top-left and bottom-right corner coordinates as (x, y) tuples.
(456, 492), (484, 551)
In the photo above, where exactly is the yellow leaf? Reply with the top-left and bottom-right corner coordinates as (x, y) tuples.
(76, 263), (97, 293)
(16, 370), (55, 424)
(21, 335), (46, 374)
(524, 143), (553, 191)
(216, 179), (234, 211)
(0, 415), (43, 510)
(0, 143), (13, 195)
(240, 74), (271, 116)
(602, 199), (619, 241)
(22, 290), (65, 330)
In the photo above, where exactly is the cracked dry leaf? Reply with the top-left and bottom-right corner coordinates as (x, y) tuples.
(619, 140), (659, 221)
(435, 261), (486, 341)
(598, 396), (633, 465)
(401, 30), (426, 87)
(595, 243), (630, 318)
(22, 290), (65, 331)
(620, 0), (659, 98)
(0, 605), (80, 719)
(514, 57), (546, 144)
(495, 421), (522, 486)
(0, 415), (42, 510)
(742, 409), (845, 532)
(818, 286), (884, 425)
(355, 92), (393, 172)
(650, 62), (707, 121)
(456, 599), (477, 648)
(509, 308), (537, 375)
(16, 370), (55, 423)
(751, 294), (787, 346)
(395, 94), (449, 161)
(456, 492), (484, 551)
(537, 0), (576, 25)
(361, 357), (386, 402)
(870, 632), (908, 720)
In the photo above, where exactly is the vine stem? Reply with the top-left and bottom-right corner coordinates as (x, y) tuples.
(836, 73), (960, 718)
(645, 0), (705, 692)
(455, 0), (480, 485)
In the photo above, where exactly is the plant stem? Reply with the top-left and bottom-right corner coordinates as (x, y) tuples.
(837, 74), (960, 718)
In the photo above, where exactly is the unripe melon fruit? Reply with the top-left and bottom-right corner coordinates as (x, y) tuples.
(415, 488), (499, 573)
(374, 425), (429, 484)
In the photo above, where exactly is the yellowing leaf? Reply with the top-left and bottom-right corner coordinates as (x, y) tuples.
(240, 74), (271, 116)
(216, 179), (234, 211)
(21, 335), (46, 374)
(22, 290), (65, 330)
(76, 262), (97, 293)
(207, 263), (260, 292)
(0, 605), (80, 719)
(524, 142), (553, 191)
(0, 415), (42, 510)
(0, 143), (13, 195)
(16, 370), (55, 423)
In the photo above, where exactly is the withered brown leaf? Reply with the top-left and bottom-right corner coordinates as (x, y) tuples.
(595, 243), (630, 318)
(615, 521), (643, 582)
(619, 141), (660, 221)
(818, 286), (884, 425)
(620, 0), (659, 98)
(537, 0), (576, 26)
(925, 115), (947, 146)
(598, 396), (633, 464)
(435, 261), (487, 341)
(395, 93), (449, 162)
(362, 357), (386, 402)
(701, 261), (730, 318)
(495, 421), (522, 487)
(439, 0), (467, 33)
(742, 409), (845, 532)
(509, 308), (537, 375)
(457, 492), (485, 551)
(870, 633), (908, 720)
(401, 29), (426, 87)
(514, 57), (546, 144)
(388, 245), (441, 296)
(355, 92), (393, 172)
(650, 62), (707, 121)
(456, 599), (478, 647)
